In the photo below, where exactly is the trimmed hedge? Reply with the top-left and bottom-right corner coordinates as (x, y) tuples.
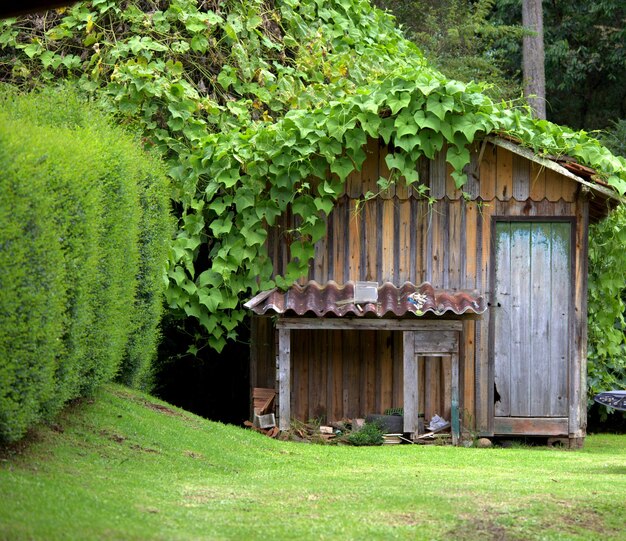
(0, 86), (172, 443)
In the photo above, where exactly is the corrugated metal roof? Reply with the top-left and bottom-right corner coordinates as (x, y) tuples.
(244, 281), (486, 317)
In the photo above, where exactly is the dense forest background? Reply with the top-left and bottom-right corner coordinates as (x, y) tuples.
(376, 0), (625, 145)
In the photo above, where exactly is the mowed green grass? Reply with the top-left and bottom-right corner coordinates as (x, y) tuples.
(1, 385), (625, 541)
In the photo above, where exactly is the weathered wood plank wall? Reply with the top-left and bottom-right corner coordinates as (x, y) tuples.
(253, 139), (587, 434)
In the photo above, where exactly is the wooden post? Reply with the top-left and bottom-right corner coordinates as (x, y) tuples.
(403, 331), (418, 437)
(278, 328), (291, 431)
(451, 351), (460, 445)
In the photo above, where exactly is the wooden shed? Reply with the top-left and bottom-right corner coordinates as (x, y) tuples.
(245, 135), (618, 447)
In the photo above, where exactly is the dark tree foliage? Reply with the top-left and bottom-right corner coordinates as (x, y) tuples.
(374, 0), (523, 100)
(492, 0), (626, 131)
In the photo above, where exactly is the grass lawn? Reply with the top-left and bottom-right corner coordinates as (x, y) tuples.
(1, 384), (625, 540)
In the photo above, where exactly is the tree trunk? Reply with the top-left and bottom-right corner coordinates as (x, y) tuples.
(522, 0), (546, 119)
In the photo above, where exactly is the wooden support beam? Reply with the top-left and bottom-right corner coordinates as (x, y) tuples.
(451, 352), (460, 445)
(403, 331), (418, 436)
(278, 328), (291, 431)
(486, 136), (623, 203)
(276, 318), (463, 332)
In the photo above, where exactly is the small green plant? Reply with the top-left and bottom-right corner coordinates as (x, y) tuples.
(347, 421), (384, 446)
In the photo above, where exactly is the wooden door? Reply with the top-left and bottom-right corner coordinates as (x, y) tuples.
(493, 221), (572, 418)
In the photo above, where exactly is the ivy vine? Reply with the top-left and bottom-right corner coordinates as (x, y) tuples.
(1, 0), (625, 352)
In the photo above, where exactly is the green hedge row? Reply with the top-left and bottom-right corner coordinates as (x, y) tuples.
(0, 87), (172, 443)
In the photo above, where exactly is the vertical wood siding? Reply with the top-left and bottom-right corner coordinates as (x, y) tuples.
(253, 140), (587, 434)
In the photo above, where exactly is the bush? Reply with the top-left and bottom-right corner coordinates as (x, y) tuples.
(347, 421), (384, 446)
(0, 86), (171, 442)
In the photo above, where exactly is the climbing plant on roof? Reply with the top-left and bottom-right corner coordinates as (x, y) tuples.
(1, 0), (625, 352)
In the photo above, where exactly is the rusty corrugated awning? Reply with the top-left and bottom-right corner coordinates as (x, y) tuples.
(244, 281), (486, 317)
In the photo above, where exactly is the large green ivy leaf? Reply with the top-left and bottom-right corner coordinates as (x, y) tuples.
(414, 110), (441, 132)
(330, 155), (354, 181)
(394, 109), (418, 138)
(198, 289), (223, 312)
(387, 91), (411, 115)
(426, 93), (455, 121)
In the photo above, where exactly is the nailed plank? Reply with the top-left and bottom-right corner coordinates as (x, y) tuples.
(510, 222), (531, 416)
(550, 222), (571, 417)
(479, 143), (497, 200)
(545, 169), (563, 202)
(313, 225), (327, 282)
(364, 199), (378, 281)
(475, 200), (493, 433)
(346, 148), (363, 199)
(464, 201), (478, 289)
(529, 223), (551, 416)
(343, 330), (360, 419)
(496, 145), (513, 201)
(379, 331), (393, 414)
(512, 152), (530, 200)
(392, 331), (404, 409)
(430, 149), (447, 199)
(493, 222), (511, 417)
(398, 199), (412, 283)
(414, 331), (459, 354)
(295, 330), (309, 421)
(364, 330), (376, 415)
(418, 355), (425, 416)
(462, 320), (476, 425)
(348, 199), (362, 281)
(378, 141), (396, 199)
(494, 417), (568, 436)
(415, 199), (426, 284)
(463, 144), (481, 200)
(278, 328), (291, 431)
(423, 357), (437, 422)
(451, 353), (460, 445)
(403, 331), (418, 434)
(318, 330), (328, 420)
(307, 329), (319, 421)
(362, 137), (380, 197)
(529, 162), (546, 201)
(331, 330), (343, 421)
(446, 160), (463, 200)
(562, 176), (578, 202)
(331, 197), (347, 284)
(381, 199), (395, 282)
(442, 355), (452, 422)
(430, 200), (445, 288)
(448, 199), (462, 289)
(277, 319), (463, 331)
(572, 198), (588, 436)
